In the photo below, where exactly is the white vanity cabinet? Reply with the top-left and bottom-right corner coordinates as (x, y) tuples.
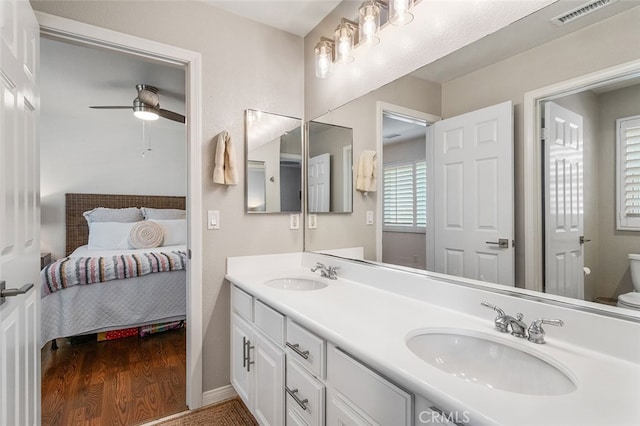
(231, 286), (285, 426)
(230, 284), (413, 426)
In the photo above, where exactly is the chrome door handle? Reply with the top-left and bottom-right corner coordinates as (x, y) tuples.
(242, 336), (247, 368)
(286, 342), (310, 359)
(246, 339), (254, 372)
(0, 281), (34, 305)
(485, 238), (509, 248)
(285, 387), (309, 411)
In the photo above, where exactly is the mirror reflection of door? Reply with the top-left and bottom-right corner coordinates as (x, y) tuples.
(540, 79), (640, 304)
(382, 111), (428, 269)
(308, 153), (330, 212)
(247, 160), (266, 212)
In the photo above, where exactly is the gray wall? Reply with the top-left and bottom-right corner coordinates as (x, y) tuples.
(441, 7), (640, 287)
(32, 0), (304, 393)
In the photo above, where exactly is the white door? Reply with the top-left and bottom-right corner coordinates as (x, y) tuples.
(230, 314), (253, 407)
(0, 0), (40, 425)
(433, 101), (514, 286)
(308, 153), (330, 212)
(253, 333), (284, 426)
(544, 101), (584, 299)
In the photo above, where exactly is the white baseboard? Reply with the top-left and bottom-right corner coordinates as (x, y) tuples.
(201, 384), (238, 407)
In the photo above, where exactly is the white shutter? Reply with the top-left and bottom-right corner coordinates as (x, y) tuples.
(617, 116), (640, 230)
(383, 161), (426, 232)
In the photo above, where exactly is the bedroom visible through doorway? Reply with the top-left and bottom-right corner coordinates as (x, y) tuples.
(39, 36), (189, 425)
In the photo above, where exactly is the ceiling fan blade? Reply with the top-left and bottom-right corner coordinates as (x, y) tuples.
(159, 109), (186, 124)
(89, 106), (132, 109)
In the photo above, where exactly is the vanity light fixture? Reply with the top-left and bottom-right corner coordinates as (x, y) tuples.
(314, 37), (335, 79)
(358, 0), (382, 46)
(389, 0), (414, 26)
(334, 18), (358, 64)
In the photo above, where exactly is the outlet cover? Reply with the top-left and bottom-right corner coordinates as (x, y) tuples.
(290, 214), (300, 230)
(308, 214), (317, 229)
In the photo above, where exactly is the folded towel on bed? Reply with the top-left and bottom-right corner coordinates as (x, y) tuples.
(356, 150), (378, 193)
(213, 130), (239, 185)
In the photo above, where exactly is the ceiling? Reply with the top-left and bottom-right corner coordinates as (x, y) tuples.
(205, 0), (342, 36)
(41, 37), (186, 131)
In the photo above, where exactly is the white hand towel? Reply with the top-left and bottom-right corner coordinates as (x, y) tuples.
(356, 150), (377, 192)
(213, 131), (239, 185)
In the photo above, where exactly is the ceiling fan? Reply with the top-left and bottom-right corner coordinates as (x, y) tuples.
(90, 84), (185, 123)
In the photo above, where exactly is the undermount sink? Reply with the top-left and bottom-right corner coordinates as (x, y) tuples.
(406, 330), (576, 396)
(264, 277), (327, 291)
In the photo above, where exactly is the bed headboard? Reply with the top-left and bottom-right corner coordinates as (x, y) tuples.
(65, 193), (186, 256)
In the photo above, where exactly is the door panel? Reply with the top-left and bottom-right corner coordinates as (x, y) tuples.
(308, 153), (330, 212)
(434, 101), (514, 286)
(544, 101), (584, 299)
(0, 1), (40, 425)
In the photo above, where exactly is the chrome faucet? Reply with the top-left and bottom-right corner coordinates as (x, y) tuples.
(311, 262), (340, 280)
(527, 318), (564, 344)
(481, 302), (527, 338)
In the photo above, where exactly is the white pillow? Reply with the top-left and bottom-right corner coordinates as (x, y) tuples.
(87, 221), (136, 250)
(150, 219), (187, 246)
(83, 207), (143, 224)
(142, 207), (186, 220)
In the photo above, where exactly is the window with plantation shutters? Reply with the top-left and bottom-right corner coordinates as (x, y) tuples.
(617, 115), (640, 230)
(383, 161), (426, 232)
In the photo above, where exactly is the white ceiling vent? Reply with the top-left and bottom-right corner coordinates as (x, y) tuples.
(551, 0), (618, 25)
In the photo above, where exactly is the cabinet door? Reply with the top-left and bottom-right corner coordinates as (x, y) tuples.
(326, 389), (374, 426)
(253, 332), (285, 426)
(231, 314), (253, 406)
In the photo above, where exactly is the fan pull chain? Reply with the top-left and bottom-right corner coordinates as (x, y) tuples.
(142, 121), (152, 157)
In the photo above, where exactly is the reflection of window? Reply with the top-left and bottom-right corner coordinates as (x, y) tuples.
(383, 161), (426, 232)
(617, 115), (640, 231)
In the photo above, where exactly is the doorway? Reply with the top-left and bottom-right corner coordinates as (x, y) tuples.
(36, 11), (204, 419)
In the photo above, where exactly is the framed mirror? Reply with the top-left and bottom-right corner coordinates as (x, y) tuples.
(303, 1), (640, 320)
(245, 109), (302, 213)
(307, 121), (353, 213)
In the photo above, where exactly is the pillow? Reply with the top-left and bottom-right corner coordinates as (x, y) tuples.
(87, 222), (137, 250)
(83, 207), (143, 224)
(142, 207), (186, 220)
(150, 219), (187, 246)
(129, 221), (164, 249)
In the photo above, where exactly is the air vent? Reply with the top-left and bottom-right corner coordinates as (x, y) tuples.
(551, 0), (618, 25)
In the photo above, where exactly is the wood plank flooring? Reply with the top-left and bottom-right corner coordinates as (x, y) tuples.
(41, 328), (187, 426)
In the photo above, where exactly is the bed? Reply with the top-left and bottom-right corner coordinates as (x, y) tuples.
(40, 193), (187, 347)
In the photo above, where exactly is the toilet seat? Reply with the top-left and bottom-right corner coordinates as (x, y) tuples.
(617, 292), (640, 309)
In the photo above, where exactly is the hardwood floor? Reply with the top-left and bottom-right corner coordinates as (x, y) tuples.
(41, 328), (188, 425)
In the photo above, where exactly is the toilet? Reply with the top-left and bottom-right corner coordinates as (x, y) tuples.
(617, 254), (640, 310)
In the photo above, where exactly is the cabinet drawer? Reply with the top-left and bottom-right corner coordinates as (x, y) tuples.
(286, 319), (326, 378)
(286, 358), (325, 426)
(254, 299), (285, 346)
(327, 344), (412, 426)
(231, 285), (253, 322)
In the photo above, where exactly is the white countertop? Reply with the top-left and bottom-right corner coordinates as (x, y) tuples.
(226, 252), (640, 426)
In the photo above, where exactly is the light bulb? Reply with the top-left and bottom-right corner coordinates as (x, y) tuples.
(359, 1), (380, 46)
(390, 0), (414, 26)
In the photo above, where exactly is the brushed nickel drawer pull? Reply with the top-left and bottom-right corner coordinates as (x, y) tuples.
(286, 342), (310, 359)
(286, 387), (308, 411)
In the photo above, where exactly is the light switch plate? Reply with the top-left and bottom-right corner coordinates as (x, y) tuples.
(308, 214), (317, 229)
(366, 210), (374, 225)
(208, 210), (220, 230)
(290, 214), (300, 230)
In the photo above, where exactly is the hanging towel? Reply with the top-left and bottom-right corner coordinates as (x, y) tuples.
(356, 150), (377, 193)
(212, 130), (239, 185)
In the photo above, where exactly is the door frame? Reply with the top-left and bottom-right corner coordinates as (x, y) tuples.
(375, 101), (440, 263)
(35, 12), (204, 409)
(523, 58), (640, 293)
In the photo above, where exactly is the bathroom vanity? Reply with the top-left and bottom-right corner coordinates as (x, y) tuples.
(226, 252), (640, 425)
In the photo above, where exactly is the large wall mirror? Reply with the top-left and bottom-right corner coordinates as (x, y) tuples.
(245, 109), (302, 213)
(307, 121), (353, 213)
(303, 1), (640, 319)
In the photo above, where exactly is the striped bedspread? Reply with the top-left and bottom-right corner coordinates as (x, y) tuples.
(41, 251), (187, 295)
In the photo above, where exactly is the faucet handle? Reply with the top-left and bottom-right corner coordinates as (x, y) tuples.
(480, 302), (509, 333)
(527, 318), (564, 344)
(327, 266), (340, 279)
(311, 262), (325, 272)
